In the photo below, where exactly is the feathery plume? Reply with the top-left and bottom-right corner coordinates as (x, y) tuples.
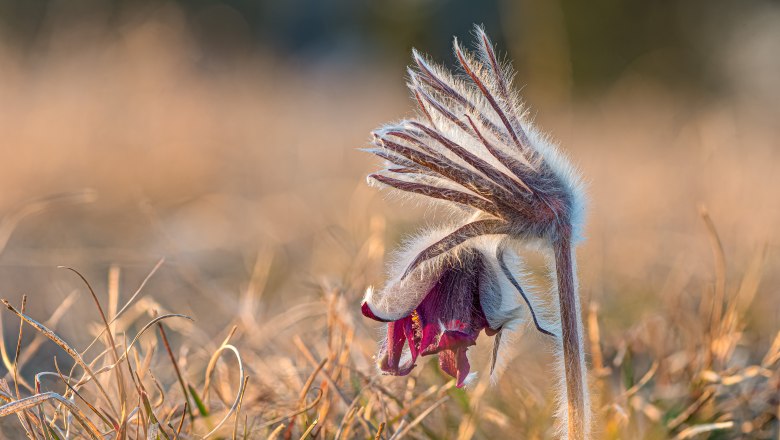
(362, 26), (589, 439)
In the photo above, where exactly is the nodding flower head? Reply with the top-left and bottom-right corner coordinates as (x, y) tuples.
(362, 228), (543, 387)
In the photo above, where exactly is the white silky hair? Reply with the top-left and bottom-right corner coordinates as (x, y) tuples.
(543, 246), (591, 439)
(363, 224), (462, 321)
(473, 237), (529, 381)
(409, 49), (530, 177)
(523, 127), (588, 242)
(365, 159), (483, 220)
(364, 214), (509, 322)
(455, 39), (588, 242)
(473, 237), (562, 382)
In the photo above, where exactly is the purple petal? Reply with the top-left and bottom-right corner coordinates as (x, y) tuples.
(361, 301), (391, 322)
(378, 316), (415, 376)
(438, 346), (471, 388)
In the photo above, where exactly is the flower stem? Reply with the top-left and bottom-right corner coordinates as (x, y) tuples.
(554, 230), (589, 439)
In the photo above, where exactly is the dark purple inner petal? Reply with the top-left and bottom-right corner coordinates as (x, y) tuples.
(438, 344), (471, 387)
(378, 316), (415, 376)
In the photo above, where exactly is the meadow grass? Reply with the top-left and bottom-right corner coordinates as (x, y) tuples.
(0, 191), (776, 438)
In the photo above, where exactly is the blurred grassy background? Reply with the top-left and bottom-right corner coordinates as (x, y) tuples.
(0, 0), (778, 438)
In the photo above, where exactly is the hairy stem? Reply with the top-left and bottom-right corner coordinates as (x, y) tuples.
(554, 230), (589, 440)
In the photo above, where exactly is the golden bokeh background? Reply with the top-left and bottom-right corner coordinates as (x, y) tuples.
(0, 1), (778, 438)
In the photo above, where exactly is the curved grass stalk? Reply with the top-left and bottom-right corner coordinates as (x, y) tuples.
(201, 342), (246, 439)
(0, 392), (102, 440)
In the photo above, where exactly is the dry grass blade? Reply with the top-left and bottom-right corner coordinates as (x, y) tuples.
(619, 360), (658, 400)
(761, 331), (780, 368)
(117, 314), (194, 368)
(394, 381), (453, 421)
(266, 423), (286, 440)
(334, 405), (358, 440)
(0, 299), (116, 420)
(141, 390), (172, 440)
(81, 258), (166, 356)
(667, 389), (715, 430)
(698, 206), (727, 336)
(257, 389), (324, 429)
(51, 360), (114, 429)
(13, 295), (26, 400)
(292, 336), (351, 405)
(388, 396), (448, 440)
(0, 392), (102, 440)
(202, 326), (237, 401)
(157, 322), (193, 422)
(201, 344), (246, 439)
(298, 359), (327, 410)
(35, 312), (191, 410)
(231, 376), (249, 440)
(11, 295), (37, 439)
(733, 245), (766, 312)
(587, 302), (607, 377)
(298, 417), (318, 439)
(456, 376), (489, 440)
(175, 401), (188, 438)
(0, 311), (33, 392)
(59, 266), (127, 423)
(673, 421), (734, 439)
(17, 291), (79, 369)
(334, 387), (367, 439)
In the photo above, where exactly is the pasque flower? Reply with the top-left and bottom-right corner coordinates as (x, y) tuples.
(363, 27), (590, 439)
(362, 231), (539, 388)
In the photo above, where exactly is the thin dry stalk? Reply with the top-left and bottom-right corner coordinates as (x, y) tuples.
(15, 291), (78, 371)
(374, 422), (385, 440)
(698, 206), (727, 328)
(157, 322), (194, 422)
(456, 374), (490, 440)
(0, 392), (102, 440)
(674, 421), (734, 439)
(60, 267), (127, 429)
(388, 396), (448, 440)
(231, 376), (249, 440)
(80, 258), (165, 357)
(267, 423), (286, 440)
(0, 299), (117, 420)
(201, 343), (246, 438)
(257, 389), (324, 430)
(298, 417), (318, 439)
